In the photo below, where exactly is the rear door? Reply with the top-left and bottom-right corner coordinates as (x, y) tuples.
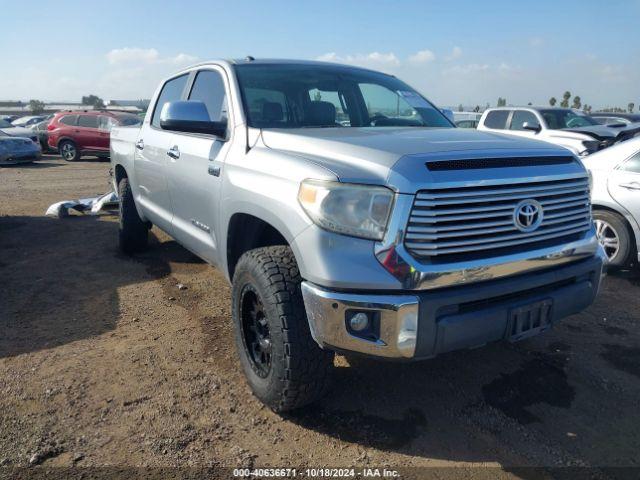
(164, 67), (231, 265)
(608, 151), (640, 229)
(76, 114), (101, 150)
(134, 73), (190, 234)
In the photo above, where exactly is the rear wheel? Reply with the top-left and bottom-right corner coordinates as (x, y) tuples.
(118, 177), (149, 254)
(231, 246), (334, 412)
(59, 140), (79, 161)
(594, 210), (633, 267)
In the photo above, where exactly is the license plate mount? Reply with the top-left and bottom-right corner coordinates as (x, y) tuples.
(507, 299), (553, 342)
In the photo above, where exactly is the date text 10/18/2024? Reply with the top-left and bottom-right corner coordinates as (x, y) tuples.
(233, 468), (401, 478)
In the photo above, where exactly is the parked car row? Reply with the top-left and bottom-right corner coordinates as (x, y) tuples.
(46, 110), (141, 161)
(0, 110), (142, 165)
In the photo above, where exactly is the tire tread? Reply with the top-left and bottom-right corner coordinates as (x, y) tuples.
(233, 245), (333, 412)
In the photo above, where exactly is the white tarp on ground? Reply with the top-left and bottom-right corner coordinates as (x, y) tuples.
(45, 191), (118, 218)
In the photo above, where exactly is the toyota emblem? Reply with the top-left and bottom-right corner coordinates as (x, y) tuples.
(514, 199), (543, 232)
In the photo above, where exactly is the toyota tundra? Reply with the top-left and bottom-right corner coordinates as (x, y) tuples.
(110, 59), (605, 412)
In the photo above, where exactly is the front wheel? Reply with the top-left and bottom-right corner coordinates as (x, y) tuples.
(231, 246), (334, 412)
(593, 210), (633, 267)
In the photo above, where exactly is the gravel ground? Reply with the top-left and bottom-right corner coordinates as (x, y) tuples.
(1, 156), (639, 478)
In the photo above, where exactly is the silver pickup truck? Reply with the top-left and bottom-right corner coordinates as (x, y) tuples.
(111, 58), (605, 412)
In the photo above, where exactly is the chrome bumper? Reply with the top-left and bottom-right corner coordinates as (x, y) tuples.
(301, 253), (604, 360)
(301, 282), (419, 358)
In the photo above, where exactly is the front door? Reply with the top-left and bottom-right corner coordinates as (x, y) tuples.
(133, 73), (190, 234)
(165, 67), (231, 266)
(506, 110), (542, 139)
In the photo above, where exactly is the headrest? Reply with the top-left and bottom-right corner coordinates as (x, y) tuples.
(304, 101), (336, 126)
(262, 101), (284, 122)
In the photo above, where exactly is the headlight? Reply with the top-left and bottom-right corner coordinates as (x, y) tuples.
(298, 179), (394, 241)
(579, 140), (600, 156)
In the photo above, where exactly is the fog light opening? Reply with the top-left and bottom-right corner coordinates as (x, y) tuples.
(345, 310), (380, 341)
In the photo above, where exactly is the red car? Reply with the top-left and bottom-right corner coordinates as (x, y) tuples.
(47, 110), (141, 161)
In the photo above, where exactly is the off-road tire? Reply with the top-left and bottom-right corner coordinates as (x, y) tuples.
(232, 245), (334, 412)
(118, 177), (149, 255)
(593, 210), (633, 267)
(59, 140), (80, 162)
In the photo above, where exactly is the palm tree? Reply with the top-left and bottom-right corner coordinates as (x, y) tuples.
(549, 97), (557, 107)
(572, 96), (582, 110)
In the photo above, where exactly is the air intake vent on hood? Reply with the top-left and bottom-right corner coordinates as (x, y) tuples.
(426, 156), (575, 171)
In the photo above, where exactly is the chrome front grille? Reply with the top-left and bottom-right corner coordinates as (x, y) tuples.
(405, 177), (591, 260)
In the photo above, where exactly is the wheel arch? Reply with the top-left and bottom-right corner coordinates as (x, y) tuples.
(226, 213), (291, 281)
(592, 203), (639, 263)
(56, 136), (76, 148)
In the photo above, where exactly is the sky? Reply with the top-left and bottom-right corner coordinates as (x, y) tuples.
(1, 0), (639, 110)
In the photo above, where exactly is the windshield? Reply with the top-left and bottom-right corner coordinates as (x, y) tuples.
(539, 109), (600, 129)
(0, 119), (13, 128)
(234, 63), (452, 129)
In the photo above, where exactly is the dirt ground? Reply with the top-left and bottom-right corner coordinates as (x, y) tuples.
(1, 156), (639, 479)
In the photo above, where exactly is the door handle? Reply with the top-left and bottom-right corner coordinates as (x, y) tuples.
(135, 139), (144, 150)
(208, 164), (221, 177)
(619, 182), (640, 191)
(167, 145), (180, 159)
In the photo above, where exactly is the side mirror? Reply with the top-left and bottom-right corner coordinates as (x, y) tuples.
(160, 101), (227, 138)
(522, 121), (541, 132)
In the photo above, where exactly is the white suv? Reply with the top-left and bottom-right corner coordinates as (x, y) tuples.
(478, 107), (618, 157)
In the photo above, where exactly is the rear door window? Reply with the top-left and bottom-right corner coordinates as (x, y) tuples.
(484, 110), (510, 129)
(59, 115), (78, 126)
(151, 74), (189, 128)
(78, 115), (99, 128)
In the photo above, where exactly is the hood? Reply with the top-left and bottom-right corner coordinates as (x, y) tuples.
(563, 123), (640, 142)
(260, 127), (566, 185)
(0, 126), (36, 138)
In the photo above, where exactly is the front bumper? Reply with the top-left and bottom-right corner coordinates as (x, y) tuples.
(301, 253), (604, 360)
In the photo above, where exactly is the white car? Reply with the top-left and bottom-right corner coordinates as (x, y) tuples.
(582, 137), (640, 266)
(0, 118), (38, 143)
(12, 115), (47, 127)
(478, 107), (640, 157)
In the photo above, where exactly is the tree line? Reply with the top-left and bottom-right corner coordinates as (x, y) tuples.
(24, 95), (106, 114)
(487, 93), (637, 114)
